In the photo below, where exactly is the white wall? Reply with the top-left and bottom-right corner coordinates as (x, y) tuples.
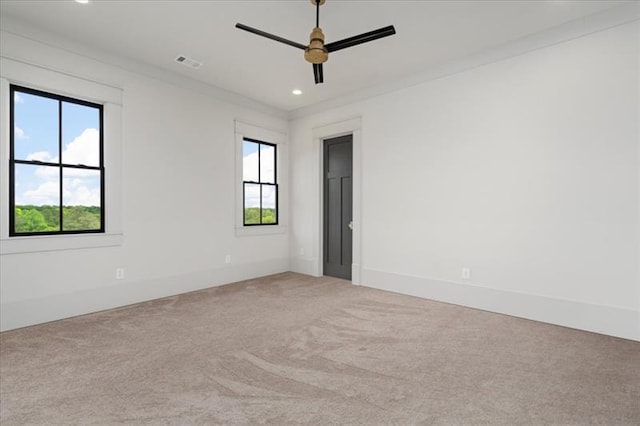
(289, 21), (640, 341)
(1, 12), (638, 342)
(0, 29), (289, 331)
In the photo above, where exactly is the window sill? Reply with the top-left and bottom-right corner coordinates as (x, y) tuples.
(235, 225), (287, 237)
(0, 233), (123, 255)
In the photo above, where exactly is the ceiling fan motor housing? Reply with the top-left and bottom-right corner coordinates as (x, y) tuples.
(305, 27), (328, 64)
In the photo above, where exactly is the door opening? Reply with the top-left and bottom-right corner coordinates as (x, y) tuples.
(323, 134), (353, 280)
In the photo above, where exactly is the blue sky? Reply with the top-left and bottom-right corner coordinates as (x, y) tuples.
(13, 91), (101, 206)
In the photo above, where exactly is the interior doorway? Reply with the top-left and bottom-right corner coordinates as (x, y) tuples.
(323, 134), (353, 280)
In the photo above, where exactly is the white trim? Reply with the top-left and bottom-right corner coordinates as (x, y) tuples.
(636, 23), (640, 342)
(1, 233), (123, 255)
(0, 61), (124, 254)
(0, 57), (122, 105)
(1, 257), (290, 332)
(234, 120), (288, 237)
(235, 225), (288, 237)
(312, 117), (362, 284)
(289, 256), (317, 277)
(361, 267), (640, 342)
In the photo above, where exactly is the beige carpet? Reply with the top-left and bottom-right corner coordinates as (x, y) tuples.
(1, 272), (639, 425)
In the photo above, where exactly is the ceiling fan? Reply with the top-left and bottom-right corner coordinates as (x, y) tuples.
(235, 0), (396, 84)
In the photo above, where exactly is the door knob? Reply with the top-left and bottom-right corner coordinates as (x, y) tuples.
(348, 221), (353, 230)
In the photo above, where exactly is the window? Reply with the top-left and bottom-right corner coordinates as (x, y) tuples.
(234, 120), (286, 236)
(243, 138), (277, 225)
(9, 85), (104, 236)
(1, 60), (122, 254)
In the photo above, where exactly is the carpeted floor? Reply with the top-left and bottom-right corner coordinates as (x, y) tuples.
(1, 272), (639, 425)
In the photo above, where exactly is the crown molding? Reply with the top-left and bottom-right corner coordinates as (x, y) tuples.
(0, 15), (288, 120)
(288, 2), (640, 120)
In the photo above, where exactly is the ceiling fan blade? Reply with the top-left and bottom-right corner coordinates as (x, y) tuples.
(325, 25), (396, 53)
(313, 63), (324, 84)
(235, 23), (307, 50)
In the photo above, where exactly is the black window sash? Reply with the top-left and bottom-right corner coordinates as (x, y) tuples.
(9, 84), (105, 236)
(242, 138), (278, 226)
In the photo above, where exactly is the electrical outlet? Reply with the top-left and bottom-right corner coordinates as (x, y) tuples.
(115, 268), (125, 280)
(461, 267), (471, 280)
(299, 247), (305, 256)
(225, 255), (231, 264)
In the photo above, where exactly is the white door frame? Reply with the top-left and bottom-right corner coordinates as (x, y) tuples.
(313, 117), (362, 284)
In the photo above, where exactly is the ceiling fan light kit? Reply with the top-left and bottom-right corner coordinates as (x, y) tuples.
(236, 0), (395, 84)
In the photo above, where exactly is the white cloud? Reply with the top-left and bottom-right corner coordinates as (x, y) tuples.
(26, 151), (53, 162)
(244, 183), (260, 208)
(262, 185), (276, 208)
(35, 166), (56, 180)
(18, 178), (100, 207)
(20, 181), (59, 205)
(62, 128), (99, 166)
(63, 178), (100, 206)
(260, 146), (275, 182)
(243, 151), (259, 182)
(15, 126), (28, 140)
(18, 127), (101, 206)
(243, 181), (276, 209)
(243, 145), (275, 183)
(14, 93), (24, 104)
(36, 164), (96, 179)
(32, 128), (99, 179)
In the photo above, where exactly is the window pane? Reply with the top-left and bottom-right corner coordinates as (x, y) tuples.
(13, 91), (59, 162)
(259, 144), (275, 184)
(262, 185), (277, 224)
(62, 169), (101, 231)
(243, 140), (259, 182)
(62, 102), (100, 167)
(14, 163), (60, 233)
(244, 183), (260, 225)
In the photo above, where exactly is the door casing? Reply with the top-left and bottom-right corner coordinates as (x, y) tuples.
(313, 118), (362, 284)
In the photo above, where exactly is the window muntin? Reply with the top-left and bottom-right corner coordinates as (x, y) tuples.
(243, 138), (277, 226)
(9, 85), (104, 236)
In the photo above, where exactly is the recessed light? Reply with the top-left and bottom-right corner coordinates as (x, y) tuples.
(292, 89), (303, 96)
(75, 0), (89, 3)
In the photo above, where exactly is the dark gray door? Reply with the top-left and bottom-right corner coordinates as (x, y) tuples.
(323, 135), (353, 280)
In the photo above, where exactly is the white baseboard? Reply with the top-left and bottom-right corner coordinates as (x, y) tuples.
(351, 263), (361, 285)
(5, 262), (636, 342)
(290, 256), (321, 277)
(290, 257), (362, 286)
(0, 257), (290, 332)
(361, 267), (640, 342)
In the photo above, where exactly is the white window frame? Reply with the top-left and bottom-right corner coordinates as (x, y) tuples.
(234, 120), (287, 237)
(0, 58), (123, 254)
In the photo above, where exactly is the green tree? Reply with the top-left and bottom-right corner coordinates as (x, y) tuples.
(244, 207), (260, 224)
(14, 207), (50, 232)
(262, 208), (276, 224)
(63, 206), (101, 231)
(14, 205), (100, 233)
(244, 207), (276, 224)
(39, 205), (60, 228)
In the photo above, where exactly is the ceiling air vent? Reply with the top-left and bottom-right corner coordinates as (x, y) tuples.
(175, 55), (203, 69)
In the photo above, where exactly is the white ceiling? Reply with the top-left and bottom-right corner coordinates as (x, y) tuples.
(0, 0), (630, 114)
